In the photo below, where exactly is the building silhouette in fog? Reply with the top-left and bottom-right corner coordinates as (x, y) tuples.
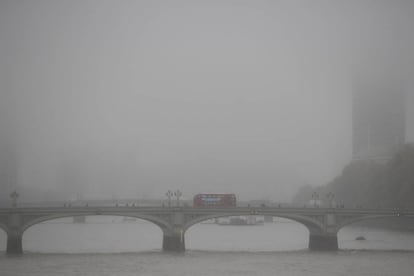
(352, 77), (405, 161)
(0, 143), (17, 206)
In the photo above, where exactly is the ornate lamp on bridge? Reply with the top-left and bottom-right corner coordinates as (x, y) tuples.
(174, 189), (182, 207)
(166, 190), (173, 207)
(326, 192), (335, 208)
(10, 190), (19, 208)
(311, 192), (319, 207)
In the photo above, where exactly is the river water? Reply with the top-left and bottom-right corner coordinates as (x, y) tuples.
(1, 216), (414, 276)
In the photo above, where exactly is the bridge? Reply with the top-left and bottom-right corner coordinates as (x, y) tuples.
(1, 205), (413, 254)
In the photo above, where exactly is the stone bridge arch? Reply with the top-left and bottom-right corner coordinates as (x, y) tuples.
(183, 212), (325, 235)
(0, 215), (10, 235)
(4, 212), (177, 254)
(336, 214), (406, 232)
(20, 213), (172, 234)
(180, 211), (333, 251)
(183, 212), (324, 249)
(0, 222), (9, 236)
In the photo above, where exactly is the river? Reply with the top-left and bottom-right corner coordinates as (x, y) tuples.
(1, 216), (414, 275)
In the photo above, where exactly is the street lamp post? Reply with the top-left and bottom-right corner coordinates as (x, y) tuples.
(166, 190), (173, 207)
(326, 192), (335, 208)
(174, 189), (182, 207)
(311, 192), (319, 207)
(10, 190), (19, 208)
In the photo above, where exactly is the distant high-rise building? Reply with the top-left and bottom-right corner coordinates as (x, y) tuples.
(352, 77), (405, 161)
(0, 144), (17, 206)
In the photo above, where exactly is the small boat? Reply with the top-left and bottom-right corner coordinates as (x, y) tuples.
(355, 236), (366, 241)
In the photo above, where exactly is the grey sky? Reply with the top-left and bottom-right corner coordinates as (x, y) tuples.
(1, 0), (413, 201)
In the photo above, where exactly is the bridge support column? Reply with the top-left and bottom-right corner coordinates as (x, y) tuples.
(162, 231), (185, 252)
(7, 233), (23, 254)
(309, 234), (338, 251)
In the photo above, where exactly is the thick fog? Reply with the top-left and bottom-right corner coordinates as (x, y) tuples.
(1, 0), (413, 203)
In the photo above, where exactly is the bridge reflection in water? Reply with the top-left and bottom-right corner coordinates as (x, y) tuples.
(1, 206), (413, 254)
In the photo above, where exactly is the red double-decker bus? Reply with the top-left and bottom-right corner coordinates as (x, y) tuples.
(193, 194), (236, 207)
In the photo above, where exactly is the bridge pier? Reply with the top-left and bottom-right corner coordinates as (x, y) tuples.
(7, 233), (23, 254)
(162, 231), (185, 252)
(308, 234), (338, 251)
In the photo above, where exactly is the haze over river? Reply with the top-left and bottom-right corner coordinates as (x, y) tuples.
(1, 217), (414, 276)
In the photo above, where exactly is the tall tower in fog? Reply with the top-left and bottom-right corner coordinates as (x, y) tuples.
(0, 97), (17, 205)
(352, 77), (405, 161)
(0, 139), (17, 206)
